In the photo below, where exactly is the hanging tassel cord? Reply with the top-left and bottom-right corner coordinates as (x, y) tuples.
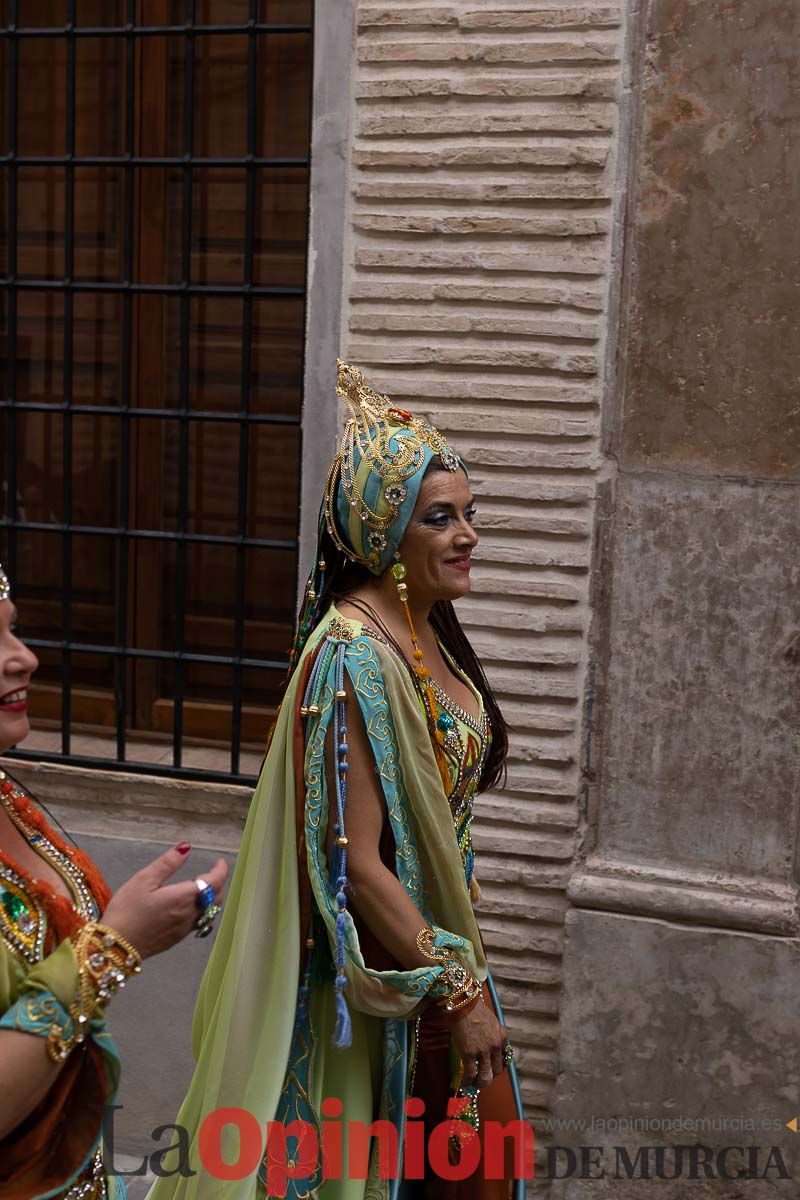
(331, 643), (353, 1048)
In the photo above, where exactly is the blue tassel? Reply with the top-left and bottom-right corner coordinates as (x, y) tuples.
(332, 977), (352, 1048)
(329, 642), (355, 1050)
(294, 983), (311, 1030)
(335, 910), (347, 974)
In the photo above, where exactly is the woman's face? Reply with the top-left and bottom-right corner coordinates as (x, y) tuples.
(397, 466), (479, 605)
(0, 599), (38, 753)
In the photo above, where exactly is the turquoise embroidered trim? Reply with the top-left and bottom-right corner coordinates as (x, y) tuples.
(347, 635), (427, 915)
(303, 632), (461, 1001)
(0, 988), (74, 1041)
(259, 1009), (322, 1199)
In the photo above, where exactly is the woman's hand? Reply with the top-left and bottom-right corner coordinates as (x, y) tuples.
(450, 1000), (508, 1089)
(102, 845), (228, 960)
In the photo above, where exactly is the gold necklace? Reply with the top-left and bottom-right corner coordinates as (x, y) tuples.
(0, 774), (98, 921)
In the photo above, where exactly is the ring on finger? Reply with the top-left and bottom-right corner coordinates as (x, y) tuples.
(194, 878), (217, 912)
(502, 1044), (514, 1067)
(195, 902), (222, 938)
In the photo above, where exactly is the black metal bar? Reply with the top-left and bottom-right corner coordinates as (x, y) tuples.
(4, 0), (18, 585)
(0, 521), (295, 550)
(18, 639), (287, 670)
(116, 0), (136, 764)
(0, 154), (308, 166)
(171, 5), (196, 770)
(0, 279), (305, 294)
(0, 24), (311, 37)
(229, 0), (259, 776)
(60, 0), (77, 756)
(0, 402), (300, 425)
(5, 749), (260, 785)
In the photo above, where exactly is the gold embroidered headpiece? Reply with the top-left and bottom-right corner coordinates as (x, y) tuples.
(0, 563), (9, 602)
(324, 360), (461, 574)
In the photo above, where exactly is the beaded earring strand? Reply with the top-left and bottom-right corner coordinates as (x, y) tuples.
(391, 555), (452, 793)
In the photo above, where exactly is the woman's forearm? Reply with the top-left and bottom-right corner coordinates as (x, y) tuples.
(347, 857), (433, 971)
(0, 1028), (66, 1139)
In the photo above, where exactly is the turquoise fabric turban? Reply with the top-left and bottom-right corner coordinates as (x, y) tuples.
(327, 362), (464, 575)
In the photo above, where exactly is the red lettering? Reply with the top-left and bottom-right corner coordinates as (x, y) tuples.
(483, 1120), (535, 1180)
(348, 1120), (400, 1181)
(403, 1099), (426, 1180)
(428, 1119), (482, 1182)
(264, 1120), (320, 1199)
(321, 1097), (344, 1181)
(198, 1107), (262, 1181)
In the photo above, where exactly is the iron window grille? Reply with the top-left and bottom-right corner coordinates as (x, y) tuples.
(0, 1), (313, 783)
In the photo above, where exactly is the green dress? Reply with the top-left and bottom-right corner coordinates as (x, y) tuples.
(150, 606), (518, 1200)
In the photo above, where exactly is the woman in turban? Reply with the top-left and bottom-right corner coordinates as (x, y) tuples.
(152, 363), (525, 1200)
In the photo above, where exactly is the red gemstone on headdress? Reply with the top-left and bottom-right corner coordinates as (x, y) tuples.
(388, 407), (413, 424)
(1, 780), (14, 794)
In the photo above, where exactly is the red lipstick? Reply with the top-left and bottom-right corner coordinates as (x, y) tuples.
(0, 687), (28, 713)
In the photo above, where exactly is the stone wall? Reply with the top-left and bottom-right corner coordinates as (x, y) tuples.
(338, 1), (627, 1137)
(552, 0), (800, 1194)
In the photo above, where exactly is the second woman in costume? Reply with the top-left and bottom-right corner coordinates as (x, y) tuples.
(0, 563), (228, 1199)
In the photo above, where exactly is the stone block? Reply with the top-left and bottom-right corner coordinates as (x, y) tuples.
(550, 909), (800, 1197)
(460, 8), (621, 32)
(592, 474), (800, 889)
(618, 0), (800, 477)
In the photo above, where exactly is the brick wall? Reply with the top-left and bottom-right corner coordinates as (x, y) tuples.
(339, 1), (626, 1136)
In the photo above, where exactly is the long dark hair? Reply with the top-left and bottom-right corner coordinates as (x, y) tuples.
(311, 521), (509, 793)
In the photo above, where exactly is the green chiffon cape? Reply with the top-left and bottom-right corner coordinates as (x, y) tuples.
(150, 607), (489, 1200)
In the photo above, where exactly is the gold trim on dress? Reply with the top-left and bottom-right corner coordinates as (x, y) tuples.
(0, 781), (98, 922)
(0, 864), (46, 965)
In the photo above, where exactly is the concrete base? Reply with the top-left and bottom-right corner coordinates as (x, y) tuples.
(548, 908), (800, 1197)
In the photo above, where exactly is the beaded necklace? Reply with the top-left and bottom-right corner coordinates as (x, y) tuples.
(0, 771), (102, 965)
(343, 601), (488, 783)
(334, 597), (449, 771)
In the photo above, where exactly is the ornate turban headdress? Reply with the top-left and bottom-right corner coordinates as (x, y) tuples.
(325, 360), (461, 574)
(287, 361), (464, 675)
(0, 563), (10, 602)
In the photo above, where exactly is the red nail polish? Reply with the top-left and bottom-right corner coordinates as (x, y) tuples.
(175, 842), (191, 854)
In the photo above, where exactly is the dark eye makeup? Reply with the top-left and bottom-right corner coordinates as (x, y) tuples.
(419, 503), (477, 528)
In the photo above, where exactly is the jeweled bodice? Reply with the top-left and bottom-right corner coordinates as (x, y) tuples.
(0, 773), (102, 968)
(431, 660), (489, 888)
(357, 623), (489, 887)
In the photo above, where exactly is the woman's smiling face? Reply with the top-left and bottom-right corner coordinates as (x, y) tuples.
(396, 465), (479, 605)
(0, 599), (38, 753)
